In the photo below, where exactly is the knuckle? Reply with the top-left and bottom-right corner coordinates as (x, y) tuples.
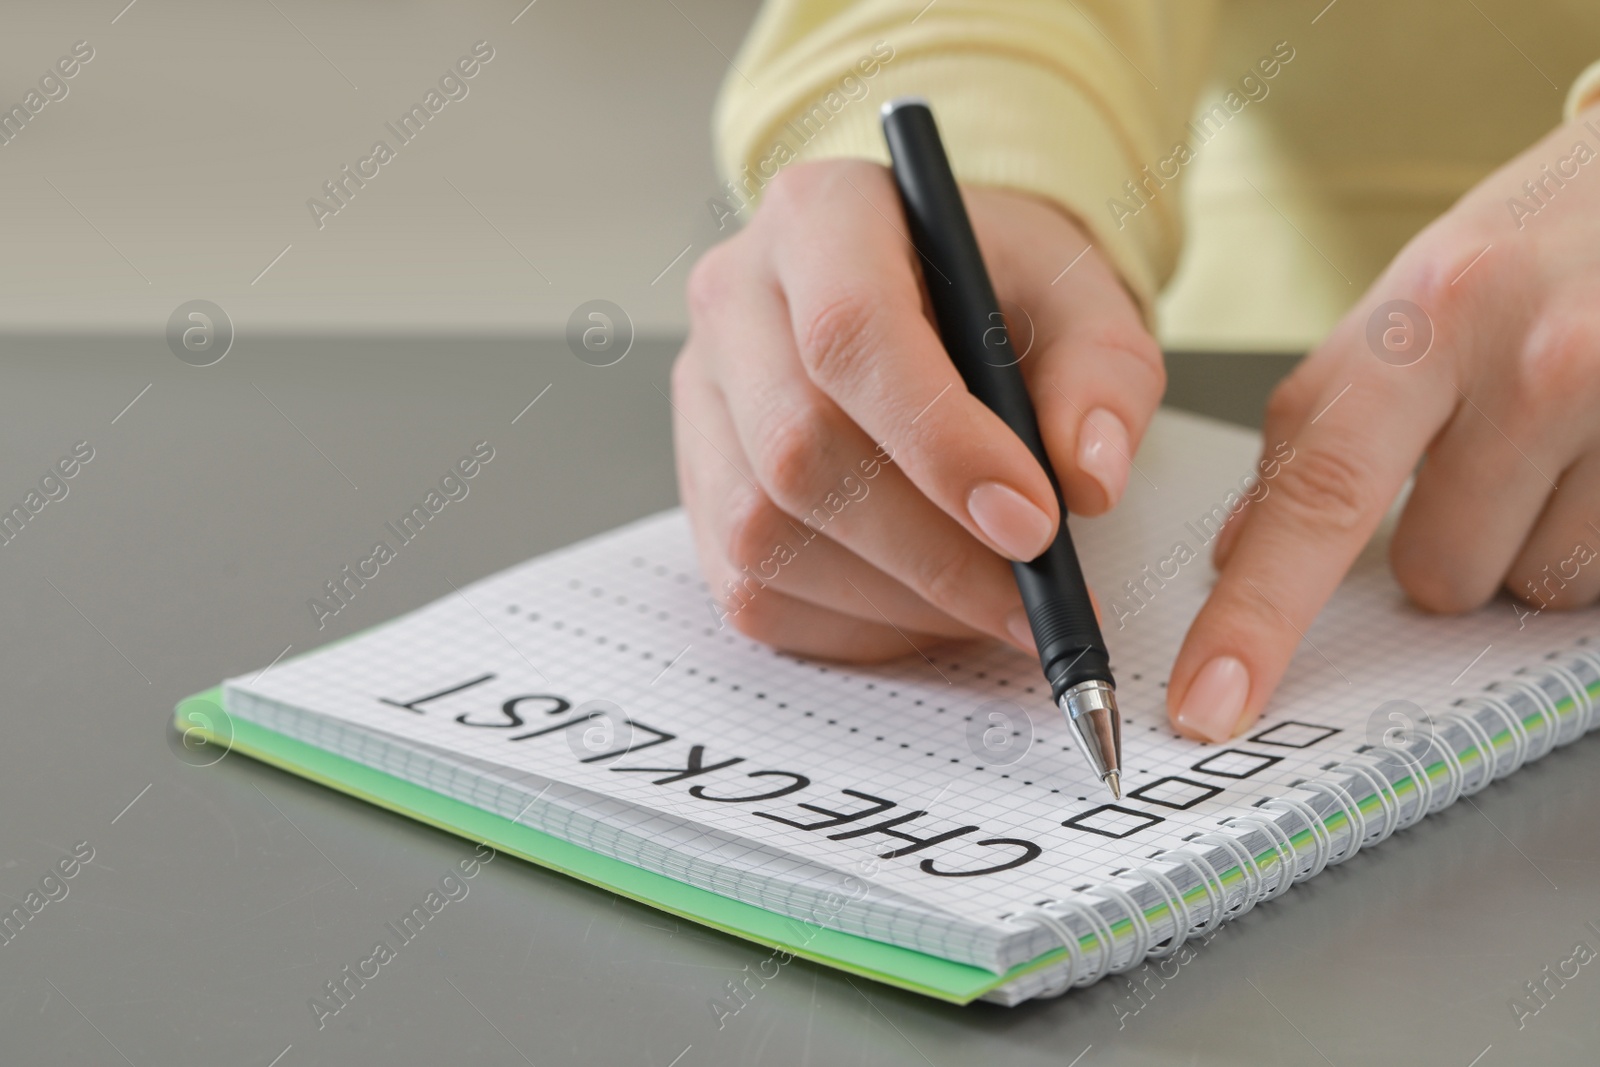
(765, 159), (881, 217)
(1091, 323), (1166, 394)
(685, 244), (735, 321)
(911, 542), (981, 615)
(797, 291), (879, 389)
(754, 407), (831, 509)
(1269, 445), (1378, 532)
(1406, 264), (1462, 324)
(725, 594), (898, 663)
(1202, 577), (1301, 659)
(762, 161), (833, 217)
(1405, 234), (1495, 319)
(1391, 551), (1488, 614)
(722, 488), (788, 577)
(723, 589), (784, 645)
(1264, 372), (1316, 432)
(1232, 582), (1295, 638)
(1519, 310), (1600, 405)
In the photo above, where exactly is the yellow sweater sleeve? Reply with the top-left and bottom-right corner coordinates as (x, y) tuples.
(713, 0), (1218, 316)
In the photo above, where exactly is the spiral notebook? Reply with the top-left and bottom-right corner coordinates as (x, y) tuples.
(180, 409), (1600, 1005)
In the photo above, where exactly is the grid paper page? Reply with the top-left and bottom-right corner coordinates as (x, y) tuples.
(226, 409), (1600, 974)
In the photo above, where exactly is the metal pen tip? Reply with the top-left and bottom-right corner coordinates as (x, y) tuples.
(1058, 680), (1123, 799)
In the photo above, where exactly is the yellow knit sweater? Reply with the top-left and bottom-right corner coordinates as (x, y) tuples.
(713, 0), (1600, 352)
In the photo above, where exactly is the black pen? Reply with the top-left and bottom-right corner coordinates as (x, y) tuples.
(881, 97), (1123, 799)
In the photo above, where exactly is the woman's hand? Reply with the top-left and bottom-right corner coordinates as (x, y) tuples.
(672, 159), (1164, 660)
(1169, 103), (1600, 743)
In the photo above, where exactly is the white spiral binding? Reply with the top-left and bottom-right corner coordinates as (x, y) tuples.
(1134, 864), (1194, 958)
(1163, 849), (1228, 937)
(1567, 642), (1600, 675)
(1225, 814), (1299, 901)
(1573, 649), (1600, 727)
(1344, 756), (1405, 840)
(1264, 796), (1334, 878)
(1421, 723), (1467, 810)
(1013, 906), (1083, 996)
(1384, 742), (1434, 826)
(1577, 650), (1600, 730)
(1297, 780), (1366, 862)
(1053, 895), (1119, 984)
(1012, 892), (1124, 993)
(1005, 645), (1599, 999)
(1193, 831), (1263, 919)
(1378, 736), (1442, 820)
(1092, 882), (1154, 965)
(1539, 662), (1592, 741)
(1438, 702), (1498, 794)
(1461, 692), (1531, 775)
(1495, 678), (1562, 759)
(1562, 647), (1600, 734)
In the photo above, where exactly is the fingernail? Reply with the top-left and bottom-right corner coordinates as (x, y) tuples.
(1077, 408), (1131, 508)
(1175, 656), (1251, 743)
(967, 481), (1054, 561)
(1005, 608), (1037, 653)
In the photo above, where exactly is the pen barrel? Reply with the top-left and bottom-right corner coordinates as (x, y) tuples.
(882, 99), (1113, 702)
(1013, 552), (1112, 698)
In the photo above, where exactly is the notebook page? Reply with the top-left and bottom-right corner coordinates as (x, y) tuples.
(226, 409), (1600, 966)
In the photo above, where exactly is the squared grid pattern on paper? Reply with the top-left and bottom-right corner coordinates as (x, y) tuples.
(227, 411), (1600, 972)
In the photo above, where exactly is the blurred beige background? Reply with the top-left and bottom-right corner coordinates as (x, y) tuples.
(0, 0), (755, 336)
(8, 1), (1586, 351)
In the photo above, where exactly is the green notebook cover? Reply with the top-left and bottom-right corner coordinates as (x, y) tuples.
(174, 688), (1051, 1004)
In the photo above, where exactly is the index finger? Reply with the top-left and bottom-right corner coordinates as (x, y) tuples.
(1166, 340), (1456, 742)
(764, 163), (1064, 563)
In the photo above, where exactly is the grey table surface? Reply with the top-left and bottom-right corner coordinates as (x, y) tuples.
(1, 339), (1595, 1067)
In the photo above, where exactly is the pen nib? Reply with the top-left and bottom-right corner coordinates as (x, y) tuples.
(1058, 680), (1125, 801)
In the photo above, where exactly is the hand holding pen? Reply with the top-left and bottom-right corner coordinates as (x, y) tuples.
(669, 122), (1162, 777)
